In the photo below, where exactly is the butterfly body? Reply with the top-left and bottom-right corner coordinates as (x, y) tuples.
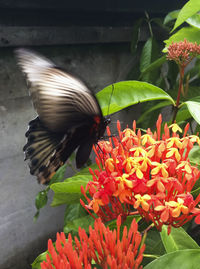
(16, 49), (109, 183)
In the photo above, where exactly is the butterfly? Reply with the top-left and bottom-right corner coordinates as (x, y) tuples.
(15, 49), (110, 184)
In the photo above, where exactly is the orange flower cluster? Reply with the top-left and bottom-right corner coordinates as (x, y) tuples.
(167, 39), (200, 67)
(81, 115), (200, 231)
(41, 216), (145, 269)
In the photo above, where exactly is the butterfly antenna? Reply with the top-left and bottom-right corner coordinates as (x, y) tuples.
(106, 84), (114, 116)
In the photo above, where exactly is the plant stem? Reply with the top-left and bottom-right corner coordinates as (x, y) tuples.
(172, 65), (185, 123)
(145, 11), (153, 37)
(140, 223), (154, 247)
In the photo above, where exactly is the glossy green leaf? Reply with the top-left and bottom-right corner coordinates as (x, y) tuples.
(187, 13), (200, 29)
(161, 226), (199, 253)
(172, 0), (200, 32)
(51, 192), (82, 206)
(184, 101), (200, 125)
(50, 175), (90, 206)
(51, 175), (89, 193)
(143, 249), (200, 269)
(97, 81), (175, 116)
(32, 251), (47, 269)
(164, 26), (200, 52)
(164, 10), (179, 25)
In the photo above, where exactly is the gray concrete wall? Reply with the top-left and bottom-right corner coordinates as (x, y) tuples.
(0, 44), (139, 269)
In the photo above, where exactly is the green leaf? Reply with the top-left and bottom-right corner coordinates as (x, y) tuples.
(32, 251), (47, 269)
(97, 81), (175, 116)
(187, 13), (200, 29)
(51, 192), (82, 206)
(145, 229), (166, 256)
(164, 10), (180, 25)
(175, 109), (191, 123)
(50, 175), (90, 206)
(49, 164), (67, 185)
(51, 176), (89, 193)
(143, 249), (200, 269)
(164, 26), (200, 52)
(34, 190), (48, 221)
(189, 145), (200, 169)
(172, 0), (200, 32)
(140, 37), (154, 72)
(140, 37), (160, 83)
(131, 18), (143, 54)
(35, 190), (48, 210)
(184, 101), (200, 124)
(161, 226), (199, 253)
(64, 204), (94, 233)
(140, 55), (166, 76)
(143, 228), (166, 266)
(137, 101), (172, 124)
(75, 163), (98, 176)
(64, 215), (94, 234)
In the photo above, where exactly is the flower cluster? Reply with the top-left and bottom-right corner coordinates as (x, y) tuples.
(167, 39), (200, 67)
(41, 216), (145, 269)
(81, 115), (200, 232)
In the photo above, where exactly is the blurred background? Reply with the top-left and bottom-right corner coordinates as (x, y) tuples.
(0, 1), (186, 268)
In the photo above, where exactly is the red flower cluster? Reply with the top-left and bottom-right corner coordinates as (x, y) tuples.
(167, 39), (200, 67)
(41, 216), (145, 269)
(81, 115), (200, 232)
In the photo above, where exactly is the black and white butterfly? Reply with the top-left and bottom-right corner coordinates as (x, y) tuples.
(16, 49), (110, 184)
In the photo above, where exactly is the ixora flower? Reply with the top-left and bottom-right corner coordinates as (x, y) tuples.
(167, 39), (200, 67)
(41, 216), (145, 269)
(81, 115), (200, 232)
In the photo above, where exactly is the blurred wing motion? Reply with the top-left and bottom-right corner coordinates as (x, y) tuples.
(16, 48), (109, 183)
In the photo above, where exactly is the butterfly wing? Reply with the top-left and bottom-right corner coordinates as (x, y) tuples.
(15, 48), (103, 132)
(16, 49), (108, 183)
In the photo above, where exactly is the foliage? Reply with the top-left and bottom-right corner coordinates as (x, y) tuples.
(32, 0), (200, 268)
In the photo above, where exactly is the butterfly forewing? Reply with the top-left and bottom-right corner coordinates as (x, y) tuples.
(16, 48), (102, 132)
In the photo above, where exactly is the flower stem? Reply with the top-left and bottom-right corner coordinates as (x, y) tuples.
(172, 65), (185, 123)
(141, 223), (154, 247)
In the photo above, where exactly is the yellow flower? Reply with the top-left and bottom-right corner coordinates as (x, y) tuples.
(176, 161), (192, 174)
(167, 137), (182, 149)
(169, 123), (182, 133)
(130, 146), (147, 157)
(166, 148), (181, 161)
(189, 135), (200, 145)
(151, 162), (169, 178)
(141, 134), (155, 145)
(134, 194), (151, 211)
(167, 198), (189, 217)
